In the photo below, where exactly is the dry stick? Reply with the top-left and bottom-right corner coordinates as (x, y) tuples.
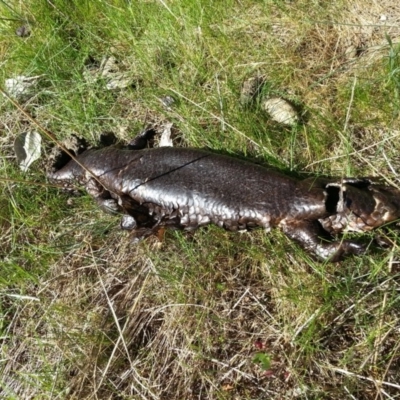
(209, 358), (256, 382)
(344, 386), (358, 400)
(343, 76), (356, 135)
(0, 176), (68, 189)
(248, 290), (280, 331)
(291, 308), (321, 344)
(215, 73), (226, 132)
(341, 76), (356, 180)
(332, 277), (395, 325)
(5, 293), (39, 301)
(157, 0), (180, 21)
(380, 389), (395, 400)
(337, 74), (398, 214)
(0, 86), (108, 190)
(329, 366), (400, 391)
(226, 287), (250, 316)
(382, 150), (398, 177)
(378, 339), (400, 398)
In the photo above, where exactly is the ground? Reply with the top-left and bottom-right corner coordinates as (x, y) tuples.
(1, 0), (400, 399)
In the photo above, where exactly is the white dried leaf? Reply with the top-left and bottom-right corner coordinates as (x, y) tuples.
(5, 75), (42, 100)
(14, 131), (42, 172)
(83, 56), (133, 90)
(159, 123), (174, 147)
(82, 68), (97, 84)
(100, 56), (119, 77)
(105, 74), (132, 90)
(344, 45), (357, 60)
(263, 97), (299, 126)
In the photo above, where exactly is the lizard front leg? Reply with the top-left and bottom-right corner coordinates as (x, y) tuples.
(280, 219), (366, 262)
(86, 177), (120, 214)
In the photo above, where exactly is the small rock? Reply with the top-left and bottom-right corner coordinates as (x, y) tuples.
(16, 25), (31, 37)
(262, 97), (299, 126)
(160, 95), (175, 108)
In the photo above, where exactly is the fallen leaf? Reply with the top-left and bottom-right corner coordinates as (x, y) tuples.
(4, 75), (42, 100)
(100, 56), (132, 90)
(159, 123), (174, 147)
(14, 131), (42, 172)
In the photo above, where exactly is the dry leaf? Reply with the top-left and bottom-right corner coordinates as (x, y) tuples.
(159, 123), (174, 147)
(14, 131), (42, 172)
(4, 75), (42, 100)
(83, 56), (133, 90)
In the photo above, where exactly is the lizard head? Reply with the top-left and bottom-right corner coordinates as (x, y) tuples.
(320, 179), (400, 234)
(47, 158), (86, 193)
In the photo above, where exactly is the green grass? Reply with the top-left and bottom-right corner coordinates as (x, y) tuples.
(1, 0), (400, 398)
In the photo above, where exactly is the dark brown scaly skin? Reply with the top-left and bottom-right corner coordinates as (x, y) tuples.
(48, 146), (400, 262)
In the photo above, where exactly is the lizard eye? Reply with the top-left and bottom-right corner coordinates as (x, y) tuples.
(345, 196), (352, 208)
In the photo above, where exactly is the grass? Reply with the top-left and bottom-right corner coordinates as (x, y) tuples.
(1, 0), (400, 398)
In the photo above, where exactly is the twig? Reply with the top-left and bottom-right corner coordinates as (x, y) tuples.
(343, 76), (357, 134)
(329, 366), (400, 390)
(157, 0), (179, 22)
(210, 358), (256, 381)
(227, 287), (250, 316)
(291, 308), (321, 343)
(0, 176), (71, 189)
(215, 73), (225, 132)
(382, 150), (398, 177)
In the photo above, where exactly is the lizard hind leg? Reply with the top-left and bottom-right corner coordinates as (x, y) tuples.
(120, 214), (137, 230)
(120, 214), (165, 244)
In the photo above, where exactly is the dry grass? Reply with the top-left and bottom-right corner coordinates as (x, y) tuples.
(1, 0), (400, 399)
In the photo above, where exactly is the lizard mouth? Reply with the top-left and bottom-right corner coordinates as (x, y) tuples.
(320, 181), (395, 234)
